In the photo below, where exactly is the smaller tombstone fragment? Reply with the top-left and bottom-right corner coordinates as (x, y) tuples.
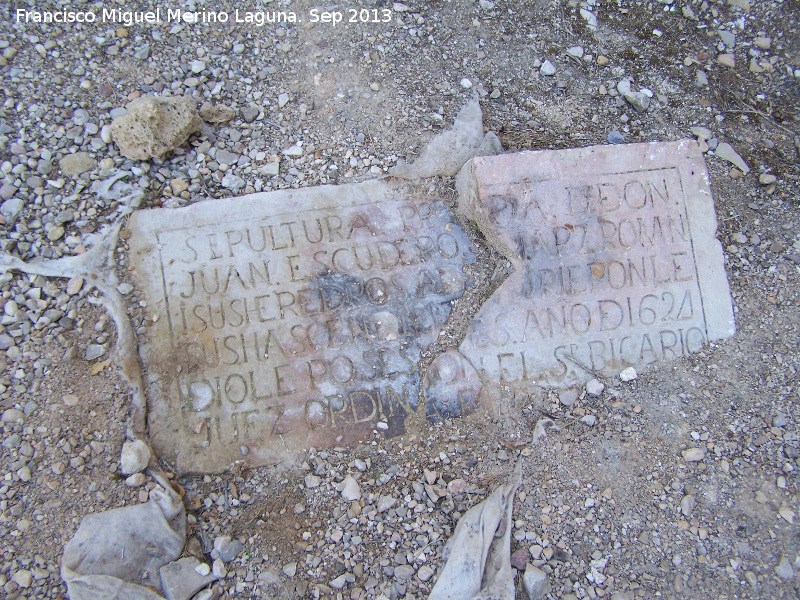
(456, 140), (734, 390)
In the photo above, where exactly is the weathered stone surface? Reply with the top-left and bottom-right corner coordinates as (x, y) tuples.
(456, 140), (734, 389)
(199, 102), (236, 124)
(127, 181), (473, 472)
(120, 439), (152, 474)
(110, 95), (202, 160)
(389, 97), (500, 179)
(59, 152), (96, 177)
(424, 348), (484, 421)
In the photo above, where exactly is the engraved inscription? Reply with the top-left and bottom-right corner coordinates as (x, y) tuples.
(129, 182), (474, 472)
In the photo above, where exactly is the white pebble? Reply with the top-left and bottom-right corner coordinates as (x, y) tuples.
(566, 46), (584, 58)
(540, 60), (556, 76)
(125, 472), (146, 487)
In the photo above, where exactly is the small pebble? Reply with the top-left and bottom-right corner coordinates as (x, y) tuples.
(759, 173), (777, 185)
(212, 558), (227, 579)
(120, 439), (152, 474)
(340, 476), (361, 501)
(125, 472), (146, 487)
(524, 566), (551, 600)
(776, 556), (794, 579)
(682, 448), (706, 462)
(586, 379), (605, 396)
(717, 53), (735, 67)
(12, 570), (31, 589)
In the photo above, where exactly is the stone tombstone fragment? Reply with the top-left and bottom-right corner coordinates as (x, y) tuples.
(456, 140), (734, 389)
(127, 181), (474, 472)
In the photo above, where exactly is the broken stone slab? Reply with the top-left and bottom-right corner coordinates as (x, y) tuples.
(110, 95), (203, 161)
(159, 557), (217, 600)
(389, 96), (501, 179)
(126, 180), (475, 473)
(61, 472), (185, 600)
(455, 140), (734, 389)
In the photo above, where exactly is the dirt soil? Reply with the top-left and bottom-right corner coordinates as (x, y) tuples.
(0, 0), (799, 599)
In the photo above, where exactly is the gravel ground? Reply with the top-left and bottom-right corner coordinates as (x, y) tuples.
(1, 0), (799, 598)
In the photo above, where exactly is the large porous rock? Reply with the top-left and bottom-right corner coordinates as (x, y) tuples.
(110, 95), (202, 160)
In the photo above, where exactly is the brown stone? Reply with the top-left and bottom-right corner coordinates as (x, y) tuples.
(455, 140), (734, 389)
(127, 180), (474, 472)
(717, 53), (735, 67)
(110, 95), (202, 160)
